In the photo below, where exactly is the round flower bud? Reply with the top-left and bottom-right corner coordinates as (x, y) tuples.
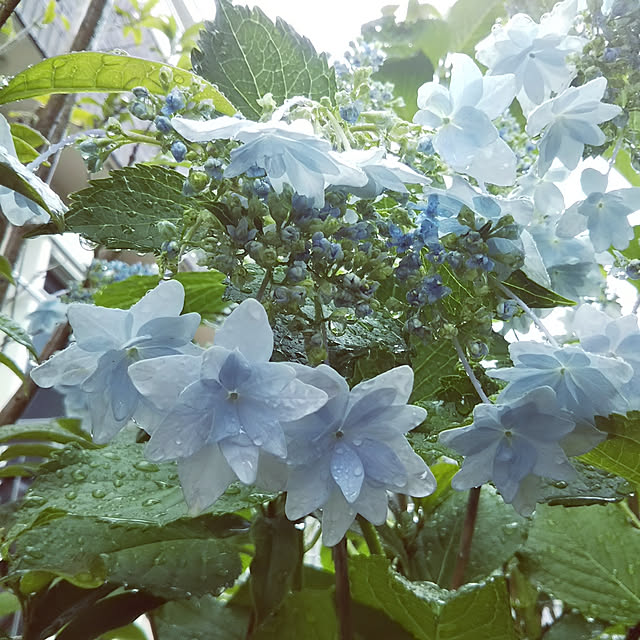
(170, 141), (187, 162)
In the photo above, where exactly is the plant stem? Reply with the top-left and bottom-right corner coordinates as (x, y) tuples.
(497, 282), (559, 347)
(450, 487), (481, 589)
(255, 269), (272, 303)
(357, 515), (384, 556)
(452, 336), (491, 404)
(0, 0), (21, 30)
(332, 537), (353, 640)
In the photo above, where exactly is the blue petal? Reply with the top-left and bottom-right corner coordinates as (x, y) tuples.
(330, 442), (364, 503)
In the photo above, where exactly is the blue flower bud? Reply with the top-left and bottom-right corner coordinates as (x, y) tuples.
(130, 101), (154, 120)
(155, 115), (173, 133)
(204, 157), (224, 181)
(161, 240), (180, 258)
(171, 141), (187, 162)
(165, 88), (186, 114)
(417, 136), (434, 154)
(287, 261), (307, 283)
(132, 86), (149, 98)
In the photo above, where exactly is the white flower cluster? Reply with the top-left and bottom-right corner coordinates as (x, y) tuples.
(31, 282), (435, 546)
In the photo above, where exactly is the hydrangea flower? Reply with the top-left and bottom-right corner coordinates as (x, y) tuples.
(333, 148), (430, 198)
(475, 0), (585, 112)
(172, 116), (368, 207)
(556, 168), (640, 252)
(31, 280), (201, 443)
(488, 341), (633, 420)
(128, 299), (329, 513)
(413, 54), (517, 185)
(0, 114), (62, 226)
(572, 305), (640, 410)
(27, 297), (68, 336)
(526, 78), (622, 175)
(281, 364), (435, 546)
(440, 387), (576, 510)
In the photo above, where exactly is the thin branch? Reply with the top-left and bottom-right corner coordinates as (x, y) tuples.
(0, 0), (20, 30)
(27, 129), (105, 171)
(255, 269), (272, 303)
(0, 322), (70, 426)
(332, 537), (353, 640)
(452, 336), (490, 404)
(356, 515), (384, 556)
(497, 282), (559, 347)
(450, 487), (481, 589)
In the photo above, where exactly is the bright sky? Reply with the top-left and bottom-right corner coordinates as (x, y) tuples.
(183, 0), (457, 58)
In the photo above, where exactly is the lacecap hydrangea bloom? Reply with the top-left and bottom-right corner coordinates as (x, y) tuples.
(413, 53), (517, 186)
(526, 78), (622, 175)
(557, 168), (640, 252)
(440, 387), (577, 513)
(475, 0), (585, 112)
(282, 364), (435, 546)
(128, 299), (329, 513)
(31, 280), (201, 443)
(172, 116), (368, 207)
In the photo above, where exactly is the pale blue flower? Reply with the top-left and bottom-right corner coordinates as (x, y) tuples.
(332, 148), (430, 198)
(488, 341), (633, 420)
(413, 54), (517, 185)
(27, 297), (68, 335)
(129, 299), (329, 513)
(557, 169), (640, 252)
(440, 387), (576, 507)
(31, 280), (201, 443)
(0, 114), (61, 226)
(526, 78), (621, 174)
(282, 364), (435, 546)
(475, 1), (585, 112)
(572, 305), (640, 410)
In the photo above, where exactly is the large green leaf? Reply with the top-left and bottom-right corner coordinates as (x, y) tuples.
(580, 412), (640, 485)
(12, 514), (242, 598)
(65, 165), (190, 252)
(252, 589), (338, 640)
(501, 270), (576, 308)
(93, 271), (228, 318)
(0, 254), (14, 284)
(192, 0), (336, 120)
(0, 311), (38, 358)
(349, 556), (516, 640)
(410, 486), (528, 586)
(0, 146), (67, 218)
(520, 504), (640, 624)
(0, 418), (94, 448)
(446, 0), (506, 56)
(410, 338), (459, 404)
(0, 52), (235, 114)
(6, 433), (272, 546)
(151, 596), (248, 640)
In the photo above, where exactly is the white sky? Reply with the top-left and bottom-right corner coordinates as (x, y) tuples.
(183, 0), (457, 58)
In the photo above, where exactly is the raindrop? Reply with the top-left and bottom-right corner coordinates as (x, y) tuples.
(72, 469), (88, 481)
(65, 490), (78, 501)
(92, 488), (106, 499)
(24, 495), (46, 507)
(113, 478), (124, 488)
(142, 498), (161, 507)
(353, 467), (363, 477)
(114, 470), (126, 479)
(133, 460), (160, 473)
(551, 480), (568, 489)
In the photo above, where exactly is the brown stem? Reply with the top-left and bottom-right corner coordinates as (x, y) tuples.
(0, 0), (21, 30)
(450, 487), (481, 589)
(0, 225), (25, 306)
(626, 621), (640, 640)
(332, 537), (353, 640)
(0, 322), (70, 426)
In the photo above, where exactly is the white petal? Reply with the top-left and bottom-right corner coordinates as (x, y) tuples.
(68, 303), (132, 351)
(214, 299), (273, 362)
(321, 488), (357, 546)
(30, 344), (97, 388)
(130, 279), (186, 333)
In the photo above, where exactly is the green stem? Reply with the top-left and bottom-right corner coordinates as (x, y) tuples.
(349, 124), (378, 133)
(620, 500), (640, 529)
(255, 269), (272, 303)
(357, 516), (384, 556)
(450, 487), (481, 589)
(332, 537), (353, 640)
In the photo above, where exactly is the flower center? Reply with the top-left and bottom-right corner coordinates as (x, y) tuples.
(228, 391), (239, 401)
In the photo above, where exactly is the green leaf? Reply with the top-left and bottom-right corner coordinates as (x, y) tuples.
(0, 591), (20, 616)
(0, 418), (94, 447)
(520, 504), (640, 624)
(12, 513), (243, 597)
(580, 412), (640, 485)
(42, 0), (56, 24)
(0, 146), (67, 217)
(250, 505), (303, 625)
(9, 123), (46, 149)
(446, 0), (506, 57)
(151, 596), (248, 640)
(0, 352), (24, 379)
(8, 434), (271, 545)
(252, 589), (338, 640)
(349, 555), (516, 640)
(0, 443), (59, 463)
(0, 254), (14, 284)
(0, 53), (235, 114)
(66, 165), (190, 252)
(501, 270), (576, 308)
(11, 136), (39, 163)
(410, 486), (528, 586)
(0, 312), (38, 358)
(614, 149), (640, 187)
(410, 338), (459, 404)
(192, 0), (336, 120)
(373, 51), (434, 120)
(93, 271), (228, 318)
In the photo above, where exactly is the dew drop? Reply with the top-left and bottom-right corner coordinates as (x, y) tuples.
(114, 470), (126, 479)
(134, 460), (160, 473)
(65, 490), (78, 501)
(91, 488), (106, 499)
(72, 469), (88, 481)
(113, 478), (124, 488)
(142, 498), (161, 507)
(24, 495), (46, 507)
